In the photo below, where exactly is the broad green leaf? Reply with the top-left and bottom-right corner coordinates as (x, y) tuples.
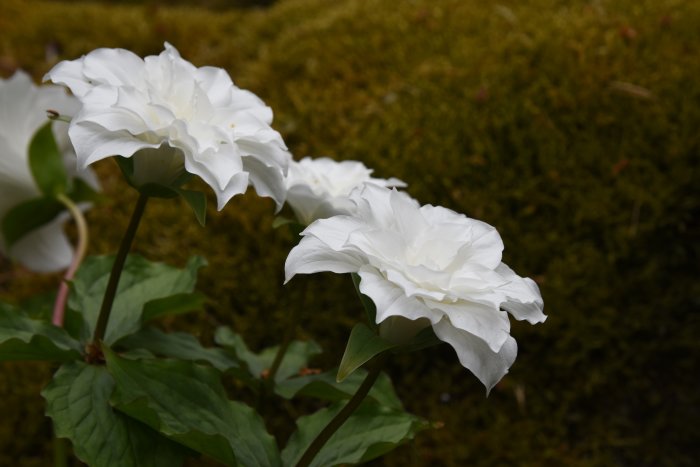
(0, 303), (81, 361)
(105, 349), (281, 467)
(43, 361), (187, 467)
(337, 323), (397, 382)
(1, 197), (63, 248)
(275, 369), (403, 409)
(176, 188), (207, 226)
(281, 401), (429, 466)
(29, 121), (69, 196)
(141, 292), (207, 322)
(69, 255), (207, 344)
(215, 326), (321, 382)
(116, 327), (239, 372)
(351, 273), (377, 329)
(19, 293), (87, 342)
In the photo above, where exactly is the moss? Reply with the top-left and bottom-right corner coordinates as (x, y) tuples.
(1, 0), (698, 465)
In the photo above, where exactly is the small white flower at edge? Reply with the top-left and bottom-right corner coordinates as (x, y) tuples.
(285, 156), (406, 225)
(44, 43), (292, 210)
(0, 71), (98, 272)
(285, 185), (546, 392)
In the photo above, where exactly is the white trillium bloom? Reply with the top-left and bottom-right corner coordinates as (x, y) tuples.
(285, 185), (546, 391)
(285, 156), (406, 225)
(0, 71), (98, 272)
(45, 43), (291, 209)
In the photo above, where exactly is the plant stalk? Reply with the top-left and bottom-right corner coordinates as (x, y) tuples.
(91, 193), (148, 345)
(52, 194), (89, 327)
(294, 352), (389, 467)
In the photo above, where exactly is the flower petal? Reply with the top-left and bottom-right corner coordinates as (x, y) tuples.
(241, 154), (289, 210)
(8, 214), (73, 273)
(496, 263), (546, 324)
(284, 235), (363, 283)
(69, 121), (160, 167)
(426, 299), (511, 352)
(357, 267), (442, 325)
(433, 319), (517, 393)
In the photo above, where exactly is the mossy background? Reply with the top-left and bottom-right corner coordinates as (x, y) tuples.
(1, 0), (698, 465)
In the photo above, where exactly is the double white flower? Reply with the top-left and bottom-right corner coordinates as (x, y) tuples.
(45, 43), (291, 209)
(285, 156), (405, 225)
(286, 185), (546, 391)
(0, 71), (97, 272)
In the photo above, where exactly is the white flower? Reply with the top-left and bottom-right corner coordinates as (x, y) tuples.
(285, 156), (405, 225)
(285, 185), (546, 391)
(0, 71), (98, 272)
(45, 43), (291, 209)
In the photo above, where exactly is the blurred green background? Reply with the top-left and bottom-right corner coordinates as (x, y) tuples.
(0, 0), (698, 465)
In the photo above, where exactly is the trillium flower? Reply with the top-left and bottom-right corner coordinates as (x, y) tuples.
(285, 185), (546, 391)
(45, 43), (291, 209)
(285, 156), (405, 225)
(0, 71), (98, 272)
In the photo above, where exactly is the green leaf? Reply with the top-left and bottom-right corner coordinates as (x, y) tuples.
(43, 362), (187, 467)
(0, 302), (81, 361)
(69, 255), (207, 344)
(397, 325), (443, 353)
(176, 188), (207, 226)
(68, 177), (101, 203)
(337, 323), (397, 382)
(281, 401), (429, 466)
(351, 273), (377, 329)
(105, 349), (281, 467)
(141, 292), (207, 322)
(116, 327), (239, 372)
(275, 369), (403, 410)
(1, 196), (64, 248)
(215, 326), (321, 382)
(28, 121), (69, 196)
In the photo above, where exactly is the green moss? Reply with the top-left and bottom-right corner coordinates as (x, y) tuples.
(1, 0), (698, 465)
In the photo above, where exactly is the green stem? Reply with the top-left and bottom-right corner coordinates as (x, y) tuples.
(91, 193), (149, 346)
(52, 193), (89, 327)
(294, 352), (389, 467)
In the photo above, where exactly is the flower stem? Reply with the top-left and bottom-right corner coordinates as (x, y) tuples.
(52, 194), (89, 327)
(91, 193), (148, 347)
(294, 351), (389, 467)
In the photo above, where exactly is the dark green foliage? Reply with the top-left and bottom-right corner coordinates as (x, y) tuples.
(0, 0), (698, 465)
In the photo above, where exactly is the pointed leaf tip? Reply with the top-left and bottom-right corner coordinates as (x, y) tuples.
(337, 323), (397, 382)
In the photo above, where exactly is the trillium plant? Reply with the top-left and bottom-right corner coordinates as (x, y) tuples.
(0, 44), (545, 467)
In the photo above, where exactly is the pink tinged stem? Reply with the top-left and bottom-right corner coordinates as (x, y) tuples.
(52, 194), (89, 327)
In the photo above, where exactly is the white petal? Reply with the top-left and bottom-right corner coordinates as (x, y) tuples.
(284, 235), (363, 283)
(184, 143), (243, 192)
(196, 66), (235, 107)
(82, 47), (146, 88)
(241, 155), (288, 210)
(496, 263), (546, 324)
(213, 171), (249, 211)
(357, 267), (441, 325)
(302, 215), (366, 251)
(8, 215), (73, 272)
(44, 58), (93, 97)
(426, 299), (511, 352)
(433, 319), (517, 393)
(69, 121), (159, 167)
(285, 184), (328, 225)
